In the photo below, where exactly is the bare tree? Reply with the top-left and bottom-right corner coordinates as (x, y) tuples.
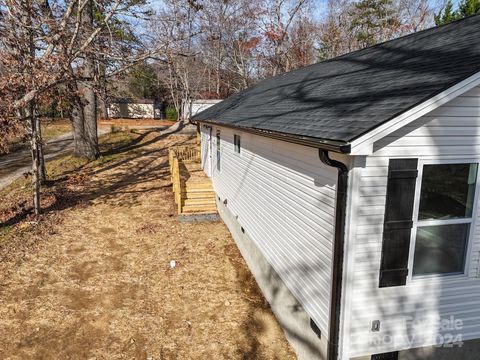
(397, 0), (433, 32)
(152, 0), (203, 121)
(260, 0), (310, 76)
(0, 0), (53, 215)
(284, 15), (320, 69)
(319, 0), (433, 60)
(0, 0), (155, 214)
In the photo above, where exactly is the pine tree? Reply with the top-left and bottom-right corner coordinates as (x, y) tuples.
(435, 0), (480, 25)
(458, 0), (480, 18)
(350, 0), (401, 48)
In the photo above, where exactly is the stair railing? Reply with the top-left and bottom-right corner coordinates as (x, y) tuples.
(168, 149), (184, 214)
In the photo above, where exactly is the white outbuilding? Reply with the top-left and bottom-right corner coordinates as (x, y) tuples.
(108, 98), (162, 119)
(184, 99), (222, 119)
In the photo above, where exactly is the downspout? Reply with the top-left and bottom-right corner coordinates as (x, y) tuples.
(319, 149), (348, 360)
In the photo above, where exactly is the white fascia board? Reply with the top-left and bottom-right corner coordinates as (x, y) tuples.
(349, 71), (480, 155)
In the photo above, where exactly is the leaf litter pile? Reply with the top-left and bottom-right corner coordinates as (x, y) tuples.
(0, 129), (295, 359)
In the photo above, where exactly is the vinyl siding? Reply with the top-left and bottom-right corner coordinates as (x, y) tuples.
(200, 124), (212, 176)
(345, 86), (480, 358)
(200, 125), (339, 337)
(200, 124), (208, 170)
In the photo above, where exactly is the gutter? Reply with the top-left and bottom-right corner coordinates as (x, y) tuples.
(319, 149), (349, 360)
(191, 119), (351, 154)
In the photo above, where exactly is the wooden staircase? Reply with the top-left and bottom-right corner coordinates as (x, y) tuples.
(169, 146), (217, 215)
(181, 181), (217, 214)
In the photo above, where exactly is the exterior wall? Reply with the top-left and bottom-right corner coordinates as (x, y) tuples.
(200, 124), (212, 176)
(216, 194), (329, 359)
(200, 124), (342, 342)
(185, 100), (222, 119)
(108, 103), (154, 118)
(344, 86), (480, 358)
(191, 100), (221, 116)
(351, 337), (480, 360)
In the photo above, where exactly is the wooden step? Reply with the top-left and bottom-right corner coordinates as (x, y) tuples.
(185, 182), (213, 190)
(186, 189), (213, 194)
(182, 191), (215, 199)
(182, 204), (218, 213)
(183, 198), (216, 206)
(184, 186), (213, 193)
(182, 196), (216, 202)
(182, 187), (214, 193)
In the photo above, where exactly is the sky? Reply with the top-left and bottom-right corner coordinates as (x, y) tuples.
(148, 0), (460, 19)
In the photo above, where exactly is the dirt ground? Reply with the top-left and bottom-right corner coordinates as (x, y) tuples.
(0, 128), (295, 359)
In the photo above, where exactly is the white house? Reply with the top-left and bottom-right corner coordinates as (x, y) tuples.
(108, 98), (162, 119)
(192, 16), (480, 360)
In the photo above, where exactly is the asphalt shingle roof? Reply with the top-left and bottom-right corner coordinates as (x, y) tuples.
(192, 15), (480, 144)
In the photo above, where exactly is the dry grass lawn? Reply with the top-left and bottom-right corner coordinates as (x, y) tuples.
(41, 119), (72, 141)
(99, 118), (176, 127)
(0, 128), (295, 359)
(2, 119), (72, 154)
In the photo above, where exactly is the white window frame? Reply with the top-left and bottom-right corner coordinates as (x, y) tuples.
(408, 158), (480, 282)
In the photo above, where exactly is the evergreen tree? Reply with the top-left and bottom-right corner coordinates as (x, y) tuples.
(349, 0), (400, 48)
(128, 64), (163, 100)
(435, 0), (480, 25)
(458, 0), (480, 18)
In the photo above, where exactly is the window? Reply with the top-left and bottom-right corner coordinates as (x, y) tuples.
(412, 163), (478, 277)
(234, 134), (241, 154)
(216, 130), (221, 171)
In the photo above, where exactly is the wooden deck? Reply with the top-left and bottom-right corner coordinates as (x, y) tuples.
(169, 146), (217, 215)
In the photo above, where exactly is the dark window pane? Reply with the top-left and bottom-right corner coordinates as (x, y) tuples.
(413, 224), (469, 276)
(234, 134), (241, 153)
(216, 130), (221, 171)
(418, 163), (477, 220)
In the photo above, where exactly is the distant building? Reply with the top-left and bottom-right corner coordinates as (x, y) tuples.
(184, 99), (222, 119)
(108, 98), (162, 119)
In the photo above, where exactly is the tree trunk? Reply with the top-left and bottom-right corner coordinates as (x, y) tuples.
(181, 92), (190, 122)
(24, 3), (43, 210)
(216, 61), (221, 96)
(174, 103), (182, 123)
(71, 82), (98, 158)
(72, 0), (99, 160)
(82, 0), (99, 159)
(35, 113), (46, 183)
(81, 71), (99, 159)
(99, 93), (109, 120)
(98, 58), (109, 119)
(26, 104), (41, 216)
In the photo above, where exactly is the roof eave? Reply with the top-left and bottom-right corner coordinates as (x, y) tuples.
(349, 70), (480, 155)
(193, 119), (351, 154)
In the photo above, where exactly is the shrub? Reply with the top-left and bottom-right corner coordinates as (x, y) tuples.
(165, 106), (178, 121)
(110, 125), (121, 133)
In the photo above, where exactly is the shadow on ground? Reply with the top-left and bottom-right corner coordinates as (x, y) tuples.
(0, 124), (190, 228)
